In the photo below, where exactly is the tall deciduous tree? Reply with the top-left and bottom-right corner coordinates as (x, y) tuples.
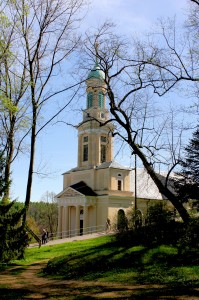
(0, 2), (31, 201)
(1, 0), (86, 223)
(82, 23), (190, 222)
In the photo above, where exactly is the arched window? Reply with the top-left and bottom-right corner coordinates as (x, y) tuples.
(101, 144), (106, 163)
(100, 136), (107, 163)
(87, 92), (93, 108)
(98, 92), (104, 108)
(118, 180), (122, 191)
(83, 136), (88, 162)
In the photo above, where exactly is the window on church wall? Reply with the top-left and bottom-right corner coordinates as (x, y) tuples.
(118, 180), (122, 191)
(87, 92), (93, 108)
(98, 92), (104, 108)
(101, 144), (106, 163)
(83, 144), (88, 161)
(83, 136), (88, 162)
(101, 112), (105, 119)
(101, 136), (107, 143)
(83, 136), (88, 143)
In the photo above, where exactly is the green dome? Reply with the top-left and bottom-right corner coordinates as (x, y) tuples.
(87, 63), (105, 80)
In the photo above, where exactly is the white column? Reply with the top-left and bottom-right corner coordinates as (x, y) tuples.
(83, 205), (89, 235)
(57, 206), (62, 239)
(75, 205), (80, 236)
(63, 206), (69, 238)
(61, 206), (66, 239)
(92, 205), (97, 233)
(65, 206), (69, 237)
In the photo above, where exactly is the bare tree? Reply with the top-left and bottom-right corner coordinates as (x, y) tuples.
(127, 0), (199, 103)
(0, 3), (29, 201)
(82, 23), (191, 222)
(40, 191), (58, 236)
(3, 0), (87, 223)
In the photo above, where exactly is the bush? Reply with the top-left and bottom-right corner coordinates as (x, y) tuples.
(117, 209), (128, 232)
(177, 218), (199, 252)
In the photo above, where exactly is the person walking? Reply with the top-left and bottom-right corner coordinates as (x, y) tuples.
(42, 229), (47, 245)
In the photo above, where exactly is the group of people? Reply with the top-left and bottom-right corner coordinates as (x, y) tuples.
(41, 228), (49, 244)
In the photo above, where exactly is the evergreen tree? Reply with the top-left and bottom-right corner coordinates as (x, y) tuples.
(0, 152), (29, 263)
(175, 127), (199, 204)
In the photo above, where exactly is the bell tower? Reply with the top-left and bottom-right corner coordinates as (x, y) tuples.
(77, 61), (114, 169)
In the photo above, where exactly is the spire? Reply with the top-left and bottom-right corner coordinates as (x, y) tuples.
(87, 43), (105, 80)
(95, 42), (99, 64)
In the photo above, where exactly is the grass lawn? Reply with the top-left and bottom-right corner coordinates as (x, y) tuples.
(16, 235), (199, 287)
(0, 235), (198, 299)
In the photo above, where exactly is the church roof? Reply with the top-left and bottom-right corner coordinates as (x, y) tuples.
(70, 181), (97, 196)
(87, 63), (105, 80)
(96, 160), (132, 171)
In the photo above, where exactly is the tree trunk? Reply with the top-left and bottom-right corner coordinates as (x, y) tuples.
(22, 98), (37, 225)
(134, 143), (190, 223)
(108, 87), (190, 223)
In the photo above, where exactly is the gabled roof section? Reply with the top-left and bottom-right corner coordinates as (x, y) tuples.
(56, 186), (84, 198)
(70, 181), (97, 196)
(96, 160), (132, 171)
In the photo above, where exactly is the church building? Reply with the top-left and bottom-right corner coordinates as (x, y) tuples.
(56, 62), (135, 237)
(56, 58), (174, 238)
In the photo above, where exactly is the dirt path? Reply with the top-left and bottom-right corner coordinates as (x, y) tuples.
(0, 261), (199, 299)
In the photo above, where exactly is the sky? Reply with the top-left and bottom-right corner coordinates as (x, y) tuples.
(11, 0), (189, 202)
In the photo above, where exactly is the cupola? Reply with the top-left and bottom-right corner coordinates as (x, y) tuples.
(87, 62), (105, 80)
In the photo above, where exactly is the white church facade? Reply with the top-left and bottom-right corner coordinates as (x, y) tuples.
(56, 62), (170, 237)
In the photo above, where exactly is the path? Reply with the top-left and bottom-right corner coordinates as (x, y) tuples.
(1, 261), (199, 300)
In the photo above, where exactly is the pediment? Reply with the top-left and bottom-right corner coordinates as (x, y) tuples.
(57, 187), (84, 198)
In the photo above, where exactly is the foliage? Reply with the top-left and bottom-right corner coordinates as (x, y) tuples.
(28, 199), (58, 237)
(174, 127), (199, 204)
(117, 203), (199, 250)
(145, 203), (174, 226)
(0, 201), (29, 263)
(117, 209), (128, 232)
(177, 218), (199, 253)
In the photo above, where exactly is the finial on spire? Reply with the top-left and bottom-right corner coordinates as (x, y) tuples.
(94, 42), (99, 64)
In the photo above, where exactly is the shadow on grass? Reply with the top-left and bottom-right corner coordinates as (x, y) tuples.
(1, 237), (198, 299)
(0, 287), (31, 300)
(0, 281), (199, 299)
(43, 239), (199, 295)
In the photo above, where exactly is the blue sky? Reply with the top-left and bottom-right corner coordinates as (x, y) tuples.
(11, 0), (189, 202)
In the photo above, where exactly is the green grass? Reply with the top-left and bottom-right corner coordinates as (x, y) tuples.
(13, 235), (199, 287)
(14, 235), (112, 265)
